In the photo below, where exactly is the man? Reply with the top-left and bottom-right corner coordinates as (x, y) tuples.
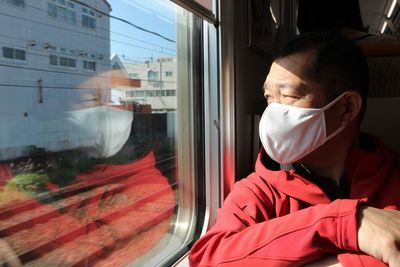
(189, 32), (400, 266)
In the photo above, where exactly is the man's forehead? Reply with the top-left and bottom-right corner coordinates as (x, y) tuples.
(264, 61), (308, 89)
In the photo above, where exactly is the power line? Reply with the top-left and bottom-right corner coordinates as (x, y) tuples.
(72, 0), (176, 43)
(0, 12), (176, 57)
(112, 31), (175, 53)
(19, 1), (176, 52)
(0, 36), (176, 71)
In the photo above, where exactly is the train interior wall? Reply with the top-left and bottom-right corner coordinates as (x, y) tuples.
(229, 0), (400, 180)
(230, 0), (271, 180)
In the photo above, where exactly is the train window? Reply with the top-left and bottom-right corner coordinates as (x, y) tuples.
(0, 0), (206, 266)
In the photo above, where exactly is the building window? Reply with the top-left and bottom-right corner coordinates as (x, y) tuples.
(4, 0), (25, 7)
(49, 54), (76, 68)
(155, 90), (166, 97)
(148, 70), (159, 81)
(2, 47), (26, 61)
(134, 90), (145, 97)
(165, 71), (173, 77)
(83, 60), (96, 71)
(48, 0), (76, 24)
(82, 7), (96, 29)
(130, 73), (139, 78)
(60, 56), (75, 67)
(166, 89), (176, 96)
(49, 55), (58, 65)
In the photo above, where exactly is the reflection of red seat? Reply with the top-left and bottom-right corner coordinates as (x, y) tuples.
(76, 150), (168, 185)
(0, 164), (12, 186)
(0, 151), (175, 266)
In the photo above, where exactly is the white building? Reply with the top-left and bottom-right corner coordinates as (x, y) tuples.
(110, 54), (141, 106)
(0, 0), (132, 160)
(113, 55), (177, 112)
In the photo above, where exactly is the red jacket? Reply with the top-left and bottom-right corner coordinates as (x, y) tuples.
(189, 135), (400, 266)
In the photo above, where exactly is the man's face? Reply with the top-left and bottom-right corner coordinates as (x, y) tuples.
(263, 51), (326, 108)
(263, 50), (345, 136)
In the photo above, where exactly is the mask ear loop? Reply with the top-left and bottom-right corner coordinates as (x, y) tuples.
(321, 92), (349, 142)
(320, 92), (349, 111)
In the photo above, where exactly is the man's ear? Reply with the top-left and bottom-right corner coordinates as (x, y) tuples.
(342, 91), (362, 125)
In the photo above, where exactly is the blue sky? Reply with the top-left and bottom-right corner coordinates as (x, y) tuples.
(108, 0), (177, 62)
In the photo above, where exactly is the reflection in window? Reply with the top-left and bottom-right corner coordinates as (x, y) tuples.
(0, 0), (200, 266)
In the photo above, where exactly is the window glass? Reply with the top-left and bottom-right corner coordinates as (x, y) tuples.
(58, 6), (67, 21)
(166, 89), (176, 96)
(82, 7), (96, 29)
(48, 2), (57, 17)
(5, 0), (24, 7)
(135, 90), (145, 97)
(68, 58), (76, 68)
(47, 0), (76, 24)
(2, 47), (25, 61)
(0, 0), (201, 266)
(59, 56), (68, 66)
(83, 60), (96, 71)
(14, 49), (25, 60)
(49, 55), (58, 65)
(66, 9), (76, 24)
(2, 47), (14, 59)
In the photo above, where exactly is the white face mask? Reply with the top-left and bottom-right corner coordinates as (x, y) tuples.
(259, 93), (347, 165)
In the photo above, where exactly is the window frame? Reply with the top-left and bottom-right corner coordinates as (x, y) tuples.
(170, 0), (216, 24)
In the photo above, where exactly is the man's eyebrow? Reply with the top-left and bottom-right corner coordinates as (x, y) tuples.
(263, 81), (308, 94)
(264, 80), (291, 89)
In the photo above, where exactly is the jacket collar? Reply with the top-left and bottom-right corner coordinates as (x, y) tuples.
(255, 134), (397, 204)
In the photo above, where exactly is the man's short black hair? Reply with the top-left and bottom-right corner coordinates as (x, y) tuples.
(277, 32), (369, 120)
